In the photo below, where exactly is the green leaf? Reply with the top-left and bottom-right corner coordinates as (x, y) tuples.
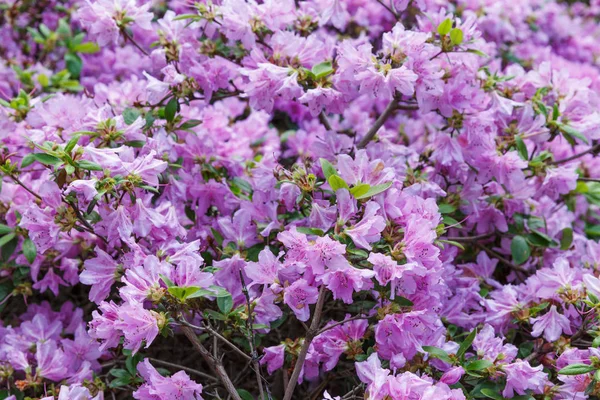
(466, 49), (488, 57)
(165, 98), (178, 123)
(159, 274), (175, 288)
(124, 140), (146, 148)
(560, 227), (573, 250)
(438, 203), (456, 214)
(65, 53), (82, 79)
(217, 294), (233, 314)
(349, 183), (371, 199)
(437, 239), (465, 250)
(123, 108), (141, 125)
(465, 359), (493, 371)
(168, 286), (203, 301)
(179, 119), (202, 130)
(237, 389), (254, 400)
(295, 227), (325, 236)
(457, 328), (477, 360)
(480, 388), (504, 400)
(320, 158), (337, 179)
(559, 123), (589, 145)
(0, 233), (16, 247)
(437, 18), (453, 35)
(422, 346), (452, 364)
(21, 154), (36, 168)
(32, 153), (62, 165)
(529, 302), (549, 316)
(449, 28), (464, 45)
(64, 134), (81, 153)
(355, 181), (393, 199)
(0, 224), (13, 235)
(392, 296), (414, 307)
(72, 42), (100, 53)
(558, 364), (596, 375)
(311, 61), (334, 79)
(511, 235), (530, 265)
(205, 309), (227, 321)
(22, 238), (37, 263)
(77, 160), (103, 171)
(328, 175), (349, 191)
(515, 136), (528, 160)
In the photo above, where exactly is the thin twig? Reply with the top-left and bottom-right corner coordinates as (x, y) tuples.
(180, 320), (252, 362)
(121, 29), (150, 56)
(550, 143), (600, 166)
(282, 286), (327, 400)
(357, 99), (398, 149)
(443, 232), (495, 242)
(316, 315), (369, 336)
(319, 112), (334, 132)
(148, 358), (218, 381)
(474, 243), (527, 273)
(180, 324), (243, 400)
(8, 174), (42, 200)
(239, 272), (268, 400)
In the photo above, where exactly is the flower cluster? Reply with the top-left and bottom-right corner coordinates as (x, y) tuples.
(2, 0), (600, 399)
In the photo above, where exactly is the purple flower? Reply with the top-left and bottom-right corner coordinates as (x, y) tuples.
(80, 247), (119, 303)
(530, 305), (573, 342)
(260, 344), (285, 374)
(283, 279), (319, 322)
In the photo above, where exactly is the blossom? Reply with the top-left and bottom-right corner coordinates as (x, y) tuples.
(283, 279), (319, 322)
(530, 305), (573, 342)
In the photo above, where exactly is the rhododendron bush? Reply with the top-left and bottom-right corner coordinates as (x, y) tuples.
(4, 0), (600, 399)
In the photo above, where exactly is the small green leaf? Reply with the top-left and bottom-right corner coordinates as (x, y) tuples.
(466, 49), (488, 57)
(123, 108), (141, 125)
(159, 274), (175, 288)
(349, 183), (371, 199)
(77, 160), (103, 171)
(124, 140), (146, 148)
(0, 224), (13, 235)
(457, 328), (477, 360)
(449, 28), (464, 45)
(422, 346), (452, 364)
(480, 388), (504, 400)
(0, 233), (16, 247)
(515, 136), (528, 160)
(165, 98), (178, 123)
(237, 389), (254, 400)
(438, 203), (456, 214)
(560, 227), (573, 250)
(511, 235), (530, 265)
(217, 294), (233, 314)
(311, 61), (334, 79)
(64, 134), (81, 153)
(179, 119), (202, 130)
(295, 227), (325, 236)
(465, 359), (493, 371)
(22, 238), (37, 264)
(72, 42), (100, 53)
(559, 123), (589, 145)
(558, 364), (596, 375)
(392, 296), (414, 307)
(437, 239), (465, 250)
(320, 158), (337, 179)
(21, 154), (36, 168)
(437, 18), (453, 35)
(355, 181), (393, 199)
(328, 175), (349, 191)
(32, 153), (61, 165)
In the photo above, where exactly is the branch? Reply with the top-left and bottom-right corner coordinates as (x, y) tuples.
(474, 242), (527, 273)
(282, 286), (327, 400)
(550, 143), (600, 166)
(121, 29), (150, 56)
(316, 315), (369, 336)
(148, 358), (218, 381)
(180, 320), (251, 362)
(8, 174), (42, 200)
(357, 99), (398, 149)
(180, 325), (243, 400)
(239, 272), (268, 400)
(443, 232), (495, 242)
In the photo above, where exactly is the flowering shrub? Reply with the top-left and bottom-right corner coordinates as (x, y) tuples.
(3, 0), (600, 399)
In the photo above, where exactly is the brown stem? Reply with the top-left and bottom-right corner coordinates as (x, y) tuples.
(316, 315), (369, 336)
(357, 99), (398, 149)
(147, 358), (218, 381)
(443, 232), (495, 242)
(181, 320), (251, 362)
(121, 29), (150, 56)
(318, 112), (334, 132)
(239, 272), (267, 400)
(550, 143), (600, 166)
(180, 325), (243, 400)
(282, 286), (327, 400)
(474, 242), (527, 273)
(8, 174), (42, 200)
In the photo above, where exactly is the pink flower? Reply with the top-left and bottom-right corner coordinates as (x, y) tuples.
(502, 360), (547, 398)
(116, 302), (160, 354)
(260, 344), (285, 374)
(80, 247), (119, 303)
(134, 359), (203, 399)
(283, 279), (319, 322)
(530, 305), (573, 342)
